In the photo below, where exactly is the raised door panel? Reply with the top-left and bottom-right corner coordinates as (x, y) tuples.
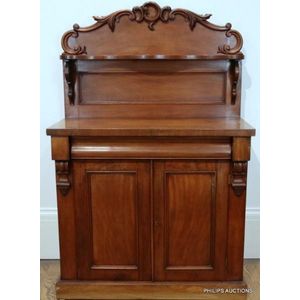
(74, 161), (151, 280)
(153, 160), (229, 281)
(166, 172), (215, 269)
(90, 172), (137, 268)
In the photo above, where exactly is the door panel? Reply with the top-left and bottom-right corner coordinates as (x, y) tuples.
(154, 160), (229, 281)
(74, 161), (151, 280)
(166, 171), (215, 269)
(90, 172), (137, 268)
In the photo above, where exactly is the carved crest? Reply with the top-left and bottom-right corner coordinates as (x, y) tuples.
(93, 2), (212, 32)
(61, 2), (243, 56)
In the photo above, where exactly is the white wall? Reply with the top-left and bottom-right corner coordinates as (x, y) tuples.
(40, 0), (260, 258)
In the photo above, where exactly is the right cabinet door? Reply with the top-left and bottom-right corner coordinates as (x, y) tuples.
(153, 160), (229, 281)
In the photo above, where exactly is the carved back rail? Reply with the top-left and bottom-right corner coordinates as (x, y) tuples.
(61, 2), (244, 119)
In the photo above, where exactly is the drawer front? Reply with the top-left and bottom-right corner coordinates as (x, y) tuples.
(71, 137), (232, 160)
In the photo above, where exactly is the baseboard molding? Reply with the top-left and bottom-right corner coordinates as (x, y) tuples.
(40, 207), (260, 259)
(40, 208), (60, 259)
(244, 207), (260, 258)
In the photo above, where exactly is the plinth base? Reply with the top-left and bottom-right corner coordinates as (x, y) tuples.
(56, 280), (249, 300)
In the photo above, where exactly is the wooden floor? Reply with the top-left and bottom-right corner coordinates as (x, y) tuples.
(40, 259), (259, 300)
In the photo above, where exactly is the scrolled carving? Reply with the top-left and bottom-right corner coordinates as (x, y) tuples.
(55, 161), (71, 196)
(61, 25), (87, 55)
(230, 162), (247, 197)
(93, 2), (212, 32)
(61, 2), (243, 55)
(218, 28), (243, 55)
(93, 10), (136, 32)
(63, 59), (76, 105)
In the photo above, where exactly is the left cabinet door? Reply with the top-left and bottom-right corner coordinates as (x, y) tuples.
(73, 160), (152, 280)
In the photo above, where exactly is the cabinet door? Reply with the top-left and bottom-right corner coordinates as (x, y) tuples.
(73, 161), (151, 280)
(153, 160), (229, 281)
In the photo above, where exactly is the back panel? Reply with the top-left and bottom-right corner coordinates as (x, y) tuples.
(61, 2), (243, 119)
(64, 59), (241, 119)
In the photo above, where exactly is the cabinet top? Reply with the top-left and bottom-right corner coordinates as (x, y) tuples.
(46, 118), (255, 137)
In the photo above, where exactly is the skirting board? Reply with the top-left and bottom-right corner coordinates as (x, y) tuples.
(40, 207), (260, 259)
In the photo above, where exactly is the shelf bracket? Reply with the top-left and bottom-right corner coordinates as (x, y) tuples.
(64, 59), (76, 105)
(231, 60), (240, 104)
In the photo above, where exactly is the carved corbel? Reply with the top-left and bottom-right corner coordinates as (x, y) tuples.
(230, 162), (247, 196)
(63, 59), (76, 105)
(231, 60), (240, 104)
(55, 161), (71, 196)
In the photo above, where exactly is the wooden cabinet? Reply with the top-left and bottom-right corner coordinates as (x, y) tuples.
(47, 2), (256, 299)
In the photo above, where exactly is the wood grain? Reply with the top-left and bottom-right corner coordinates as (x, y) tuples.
(56, 281), (248, 299)
(89, 171), (138, 268)
(232, 137), (251, 161)
(55, 162), (77, 279)
(40, 260), (260, 300)
(61, 54), (244, 60)
(47, 118), (255, 137)
(51, 137), (69, 160)
(76, 60), (229, 105)
(69, 59), (235, 119)
(153, 161), (229, 281)
(165, 171), (215, 268)
(61, 2), (243, 57)
(59, 4), (245, 120)
(79, 71), (226, 104)
(73, 161), (152, 281)
(226, 172), (248, 280)
(71, 137), (232, 159)
(45, 2), (256, 297)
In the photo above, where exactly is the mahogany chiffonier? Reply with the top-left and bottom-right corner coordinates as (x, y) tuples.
(46, 2), (255, 299)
